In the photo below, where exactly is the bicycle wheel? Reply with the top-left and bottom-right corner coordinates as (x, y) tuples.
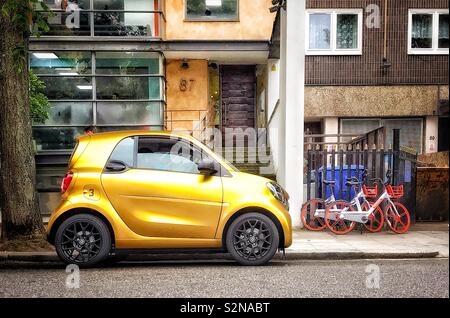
(301, 199), (326, 231)
(325, 201), (356, 235)
(384, 202), (411, 234)
(362, 201), (384, 233)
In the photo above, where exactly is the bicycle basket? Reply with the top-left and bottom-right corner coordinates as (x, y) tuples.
(362, 184), (378, 198)
(386, 184), (404, 199)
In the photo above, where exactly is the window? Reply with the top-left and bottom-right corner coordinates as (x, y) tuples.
(340, 118), (424, 153)
(384, 119), (423, 154)
(94, 0), (157, 36)
(340, 119), (381, 142)
(306, 9), (363, 55)
(109, 137), (135, 167)
(186, 0), (238, 21)
(136, 138), (210, 174)
(96, 102), (162, 125)
(30, 51), (165, 151)
(408, 9), (449, 54)
(36, 0), (161, 37)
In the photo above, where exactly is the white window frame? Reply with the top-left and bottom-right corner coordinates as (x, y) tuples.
(305, 9), (363, 56)
(408, 9), (449, 55)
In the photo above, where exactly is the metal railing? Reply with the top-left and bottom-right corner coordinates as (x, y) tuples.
(305, 143), (418, 221)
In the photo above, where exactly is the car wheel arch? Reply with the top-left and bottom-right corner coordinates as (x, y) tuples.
(48, 208), (115, 248)
(221, 207), (285, 250)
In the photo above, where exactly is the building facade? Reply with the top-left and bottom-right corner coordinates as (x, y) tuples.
(30, 0), (278, 219)
(303, 0), (449, 155)
(266, 0), (449, 225)
(29, 0), (449, 226)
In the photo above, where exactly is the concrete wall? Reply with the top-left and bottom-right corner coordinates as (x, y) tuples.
(164, 0), (276, 40)
(323, 117), (338, 145)
(267, 60), (280, 118)
(268, 102), (281, 174)
(425, 116), (439, 154)
(267, 60), (280, 174)
(256, 65), (268, 130)
(305, 85), (449, 118)
(439, 85), (449, 100)
(165, 59), (210, 134)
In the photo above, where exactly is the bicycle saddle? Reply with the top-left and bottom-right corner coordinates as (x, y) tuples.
(345, 180), (360, 187)
(323, 180), (336, 185)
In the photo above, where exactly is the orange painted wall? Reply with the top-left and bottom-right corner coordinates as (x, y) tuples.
(165, 59), (209, 132)
(164, 0), (276, 40)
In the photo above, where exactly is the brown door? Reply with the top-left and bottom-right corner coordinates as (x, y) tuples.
(221, 65), (256, 131)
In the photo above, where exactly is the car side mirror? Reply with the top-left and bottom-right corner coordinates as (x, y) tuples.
(197, 159), (217, 175)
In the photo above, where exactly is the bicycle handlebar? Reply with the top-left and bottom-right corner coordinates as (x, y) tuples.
(322, 169), (391, 187)
(369, 177), (390, 186)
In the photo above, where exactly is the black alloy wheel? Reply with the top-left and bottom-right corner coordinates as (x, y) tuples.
(55, 214), (111, 267)
(226, 213), (279, 266)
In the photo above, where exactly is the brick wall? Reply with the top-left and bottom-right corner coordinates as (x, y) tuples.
(305, 0), (449, 85)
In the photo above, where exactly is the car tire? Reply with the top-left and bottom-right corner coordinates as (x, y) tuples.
(225, 213), (280, 266)
(55, 214), (112, 268)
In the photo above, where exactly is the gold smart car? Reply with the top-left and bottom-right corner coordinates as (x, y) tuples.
(47, 131), (292, 266)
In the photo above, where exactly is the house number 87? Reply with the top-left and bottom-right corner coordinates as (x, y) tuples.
(179, 78), (195, 92)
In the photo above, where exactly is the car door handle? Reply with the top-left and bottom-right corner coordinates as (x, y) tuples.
(105, 160), (128, 172)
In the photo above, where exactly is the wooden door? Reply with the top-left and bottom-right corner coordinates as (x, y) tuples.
(221, 65), (256, 131)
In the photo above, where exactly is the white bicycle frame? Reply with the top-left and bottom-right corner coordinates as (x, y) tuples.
(313, 193), (336, 219)
(327, 188), (398, 224)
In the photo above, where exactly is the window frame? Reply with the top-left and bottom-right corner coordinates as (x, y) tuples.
(184, 0), (240, 22)
(305, 8), (363, 56)
(106, 136), (136, 169)
(408, 9), (449, 55)
(33, 0), (163, 38)
(30, 50), (166, 152)
(133, 136), (224, 176)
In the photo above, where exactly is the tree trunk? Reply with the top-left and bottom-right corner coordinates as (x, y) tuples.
(0, 0), (44, 240)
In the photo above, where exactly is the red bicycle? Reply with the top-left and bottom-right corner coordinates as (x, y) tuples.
(324, 172), (411, 235)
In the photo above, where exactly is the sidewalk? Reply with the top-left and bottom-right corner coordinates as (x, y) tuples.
(0, 223), (448, 263)
(285, 223), (449, 260)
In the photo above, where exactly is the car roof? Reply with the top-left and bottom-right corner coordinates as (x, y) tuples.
(78, 130), (195, 143)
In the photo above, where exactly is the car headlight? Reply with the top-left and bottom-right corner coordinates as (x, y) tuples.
(266, 182), (290, 210)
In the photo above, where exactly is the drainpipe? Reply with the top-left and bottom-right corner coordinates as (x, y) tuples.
(382, 0), (391, 77)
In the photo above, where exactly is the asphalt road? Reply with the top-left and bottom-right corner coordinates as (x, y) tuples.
(0, 258), (448, 298)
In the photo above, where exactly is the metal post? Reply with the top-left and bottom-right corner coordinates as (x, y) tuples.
(392, 129), (400, 185)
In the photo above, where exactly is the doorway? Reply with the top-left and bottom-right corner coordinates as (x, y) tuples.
(220, 65), (256, 134)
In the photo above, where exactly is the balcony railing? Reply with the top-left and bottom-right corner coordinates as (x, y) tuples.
(33, 9), (165, 38)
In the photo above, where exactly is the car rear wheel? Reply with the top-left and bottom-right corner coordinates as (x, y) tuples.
(226, 213), (279, 266)
(55, 214), (112, 267)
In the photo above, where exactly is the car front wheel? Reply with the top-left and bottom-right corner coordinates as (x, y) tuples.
(226, 213), (280, 266)
(55, 214), (112, 267)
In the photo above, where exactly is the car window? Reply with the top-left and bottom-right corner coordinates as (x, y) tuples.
(109, 137), (134, 167)
(136, 137), (209, 174)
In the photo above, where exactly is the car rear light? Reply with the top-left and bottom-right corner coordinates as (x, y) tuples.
(61, 171), (74, 194)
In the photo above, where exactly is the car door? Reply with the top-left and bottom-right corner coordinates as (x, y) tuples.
(101, 136), (223, 239)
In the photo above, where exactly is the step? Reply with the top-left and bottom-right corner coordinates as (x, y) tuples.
(233, 162), (273, 167)
(220, 148), (271, 153)
(238, 168), (276, 174)
(241, 172), (277, 181)
(219, 147), (271, 153)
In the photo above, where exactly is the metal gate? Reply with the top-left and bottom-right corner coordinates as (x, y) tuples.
(305, 144), (418, 221)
